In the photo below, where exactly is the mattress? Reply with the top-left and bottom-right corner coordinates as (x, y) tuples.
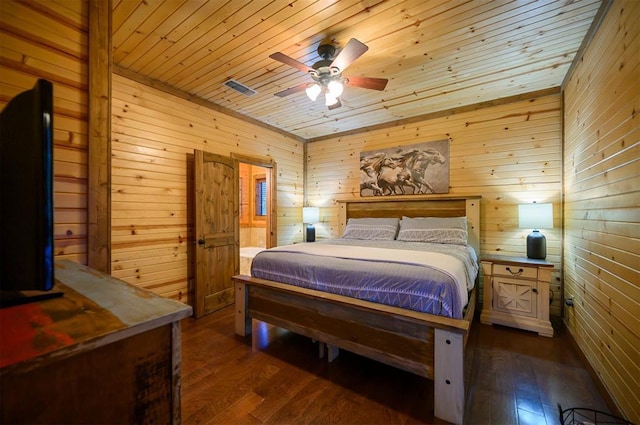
(240, 247), (266, 275)
(250, 238), (478, 319)
(240, 247), (266, 258)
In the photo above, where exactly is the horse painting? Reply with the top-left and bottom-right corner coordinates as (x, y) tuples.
(359, 140), (449, 196)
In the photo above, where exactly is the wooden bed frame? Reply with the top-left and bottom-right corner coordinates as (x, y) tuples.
(233, 195), (481, 424)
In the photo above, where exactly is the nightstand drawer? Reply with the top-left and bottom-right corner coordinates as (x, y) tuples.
(493, 264), (537, 279)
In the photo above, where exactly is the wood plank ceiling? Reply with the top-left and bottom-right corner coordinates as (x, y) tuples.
(112, 0), (603, 141)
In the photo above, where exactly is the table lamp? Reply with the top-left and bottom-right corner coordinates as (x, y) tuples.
(302, 207), (319, 242)
(518, 202), (553, 259)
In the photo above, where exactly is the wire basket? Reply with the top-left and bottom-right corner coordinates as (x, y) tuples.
(558, 404), (635, 425)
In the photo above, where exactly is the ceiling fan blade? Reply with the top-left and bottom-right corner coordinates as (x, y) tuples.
(327, 99), (342, 110)
(274, 83), (308, 97)
(330, 38), (368, 72)
(269, 52), (314, 74)
(345, 76), (388, 91)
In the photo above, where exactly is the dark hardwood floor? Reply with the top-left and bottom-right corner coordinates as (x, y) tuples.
(180, 307), (612, 424)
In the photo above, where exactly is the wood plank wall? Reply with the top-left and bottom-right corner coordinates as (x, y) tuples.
(0, 0), (89, 264)
(306, 95), (563, 314)
(110, 74), (304, 302)
(562, 0), (639, 422)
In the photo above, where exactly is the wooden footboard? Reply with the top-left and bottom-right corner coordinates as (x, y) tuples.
(233, 274), (476, 425)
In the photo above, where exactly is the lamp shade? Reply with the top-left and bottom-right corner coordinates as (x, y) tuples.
(302, 207), (319, 224)
(305, 84), (321, 101)
(327, 80), (344, 97)
(518, 203), (553, 230)
(324, 92), (339, 106)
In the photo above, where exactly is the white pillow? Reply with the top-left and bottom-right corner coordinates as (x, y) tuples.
(342, 217), (399, 240)
(397, 216), (468, 245)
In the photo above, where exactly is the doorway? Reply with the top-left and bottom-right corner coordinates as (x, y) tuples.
(236, 154), (276, 275)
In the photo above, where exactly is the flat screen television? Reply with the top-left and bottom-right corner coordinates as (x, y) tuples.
(0, 79), (56, 301)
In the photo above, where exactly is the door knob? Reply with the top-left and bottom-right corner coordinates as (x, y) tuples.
(198, 238), (205, 245)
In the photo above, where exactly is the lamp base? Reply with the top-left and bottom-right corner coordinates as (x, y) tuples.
(526, 230), (546, 259)
(306, 224), (316, 243)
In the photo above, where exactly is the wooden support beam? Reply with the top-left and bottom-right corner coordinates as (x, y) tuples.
(88, 0), (112, 272)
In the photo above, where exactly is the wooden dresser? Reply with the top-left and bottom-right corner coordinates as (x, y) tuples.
(480, 254), (554, 337)
(0, 260), (192, 424)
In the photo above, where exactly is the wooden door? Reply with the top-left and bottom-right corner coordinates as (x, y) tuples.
(194, 150), (239, 318)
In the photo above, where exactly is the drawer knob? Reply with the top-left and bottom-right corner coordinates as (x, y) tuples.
(506, 266), (523, 276)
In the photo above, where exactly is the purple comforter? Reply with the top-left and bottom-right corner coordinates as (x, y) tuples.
(250, 239), (477, 319)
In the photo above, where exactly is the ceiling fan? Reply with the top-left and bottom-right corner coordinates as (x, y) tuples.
(270, 38), (388, 110)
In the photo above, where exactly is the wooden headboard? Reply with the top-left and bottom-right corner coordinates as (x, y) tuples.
(338, 195), (481, 254)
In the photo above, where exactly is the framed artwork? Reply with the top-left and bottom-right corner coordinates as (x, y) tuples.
(360, 139), (450, 196)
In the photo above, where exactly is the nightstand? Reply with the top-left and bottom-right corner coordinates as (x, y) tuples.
(480, 254), (554, 337)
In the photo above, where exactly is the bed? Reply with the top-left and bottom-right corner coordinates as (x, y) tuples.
(232, 195), (481, 424)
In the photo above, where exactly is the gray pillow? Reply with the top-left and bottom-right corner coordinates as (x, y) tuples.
(397, 216), (468, 245)
(342, 217), (399, 240)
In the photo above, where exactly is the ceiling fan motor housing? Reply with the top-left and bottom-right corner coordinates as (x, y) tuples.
(317, 41), (336, 60)
(309, 63), (341, 85)
(312, 41), (340, 81)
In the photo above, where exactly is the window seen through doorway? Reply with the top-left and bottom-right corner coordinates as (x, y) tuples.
(255, 177), (267, 217)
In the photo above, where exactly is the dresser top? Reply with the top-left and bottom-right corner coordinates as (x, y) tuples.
(1, 260), (192, 372)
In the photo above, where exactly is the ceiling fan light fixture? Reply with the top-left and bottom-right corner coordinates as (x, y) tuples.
(325, 92), (339, 106)
(327, 79), (344, 97)
(270, 38), (387, 109)
(305, 83), (321, 101)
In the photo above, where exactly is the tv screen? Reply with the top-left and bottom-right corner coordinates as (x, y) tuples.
(0, 79), (55, 293)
